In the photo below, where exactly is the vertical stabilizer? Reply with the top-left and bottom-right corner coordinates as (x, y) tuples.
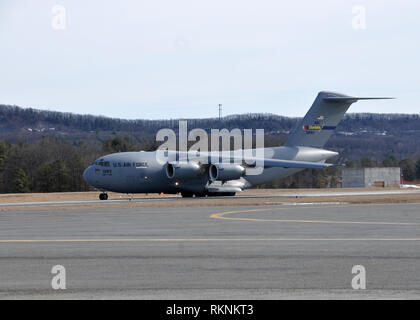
(284, 91), (393, 148)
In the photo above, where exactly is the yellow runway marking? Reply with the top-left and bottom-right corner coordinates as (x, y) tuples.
(210, 207), (418, 226)
(1, 237), (420, 243)
(1, 205), (418, 244)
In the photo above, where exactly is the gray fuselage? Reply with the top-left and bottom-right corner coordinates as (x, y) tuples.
(82, 146), (337, 195)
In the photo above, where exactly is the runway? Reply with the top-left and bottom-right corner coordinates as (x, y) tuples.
(0, 203), (420, 299)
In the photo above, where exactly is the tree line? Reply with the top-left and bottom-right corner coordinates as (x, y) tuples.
(2, 104), (420, 161)
(0, 136), (157, 193)
(1, 136), (419, 193)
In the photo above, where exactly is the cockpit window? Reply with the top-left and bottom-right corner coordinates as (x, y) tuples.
(104, 161), (110, 167)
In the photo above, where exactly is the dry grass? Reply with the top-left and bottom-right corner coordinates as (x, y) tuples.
(0, 191), (176, 203)
(0, 187), (410, 203)
(0, 188), (419, 211)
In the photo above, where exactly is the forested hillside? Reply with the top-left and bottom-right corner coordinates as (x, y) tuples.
(1, 104), (420, 159)
(1, 104), (419, 193)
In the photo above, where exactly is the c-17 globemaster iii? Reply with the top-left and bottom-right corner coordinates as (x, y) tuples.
(83, 91), (393, 200)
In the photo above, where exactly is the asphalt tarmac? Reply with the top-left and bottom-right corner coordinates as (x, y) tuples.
(0, 203), (419, 299)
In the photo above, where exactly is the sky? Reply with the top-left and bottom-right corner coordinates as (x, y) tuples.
(0, 0), (419, 119)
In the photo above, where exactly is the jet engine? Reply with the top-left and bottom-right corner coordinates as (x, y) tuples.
(165, 162), (202, 179)
(209, 163), (245, 181)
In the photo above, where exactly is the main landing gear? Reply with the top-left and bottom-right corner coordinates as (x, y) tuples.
(180, 191), (206, 198)
(99, 193), (108, 200)
(180, 191), (236, 198)
(180, 191), (194, 198)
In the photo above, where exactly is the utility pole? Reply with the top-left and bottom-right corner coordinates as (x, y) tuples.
(218, 104), (222, 122)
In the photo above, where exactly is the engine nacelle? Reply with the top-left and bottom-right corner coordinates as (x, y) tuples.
(209, 163), (245, 181)
(166, 162), (201, 179)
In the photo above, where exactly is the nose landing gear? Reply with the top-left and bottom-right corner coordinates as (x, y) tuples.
(180, 191), (194, 198)
(99, 193), (108, 200)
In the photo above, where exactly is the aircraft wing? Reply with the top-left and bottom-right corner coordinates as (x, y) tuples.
(174, 151), (333, 169)
(248, 158), (333, 169)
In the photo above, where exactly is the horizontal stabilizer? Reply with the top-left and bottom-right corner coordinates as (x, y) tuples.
(324, 96), (395, 102)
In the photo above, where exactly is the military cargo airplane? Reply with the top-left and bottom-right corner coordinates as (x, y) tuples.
(83, 91), (392, 200)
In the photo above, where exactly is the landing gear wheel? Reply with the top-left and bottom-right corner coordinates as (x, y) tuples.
(99, 193), (108, 200)
(194, 193), (206, 198)
(181, 191), (194, 198)
(208, 192), (236, 197)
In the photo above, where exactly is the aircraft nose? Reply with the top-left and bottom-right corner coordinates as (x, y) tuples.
(83, 166), (92, 184)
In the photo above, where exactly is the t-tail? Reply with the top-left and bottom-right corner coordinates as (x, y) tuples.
(284, 91), (394, 148)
